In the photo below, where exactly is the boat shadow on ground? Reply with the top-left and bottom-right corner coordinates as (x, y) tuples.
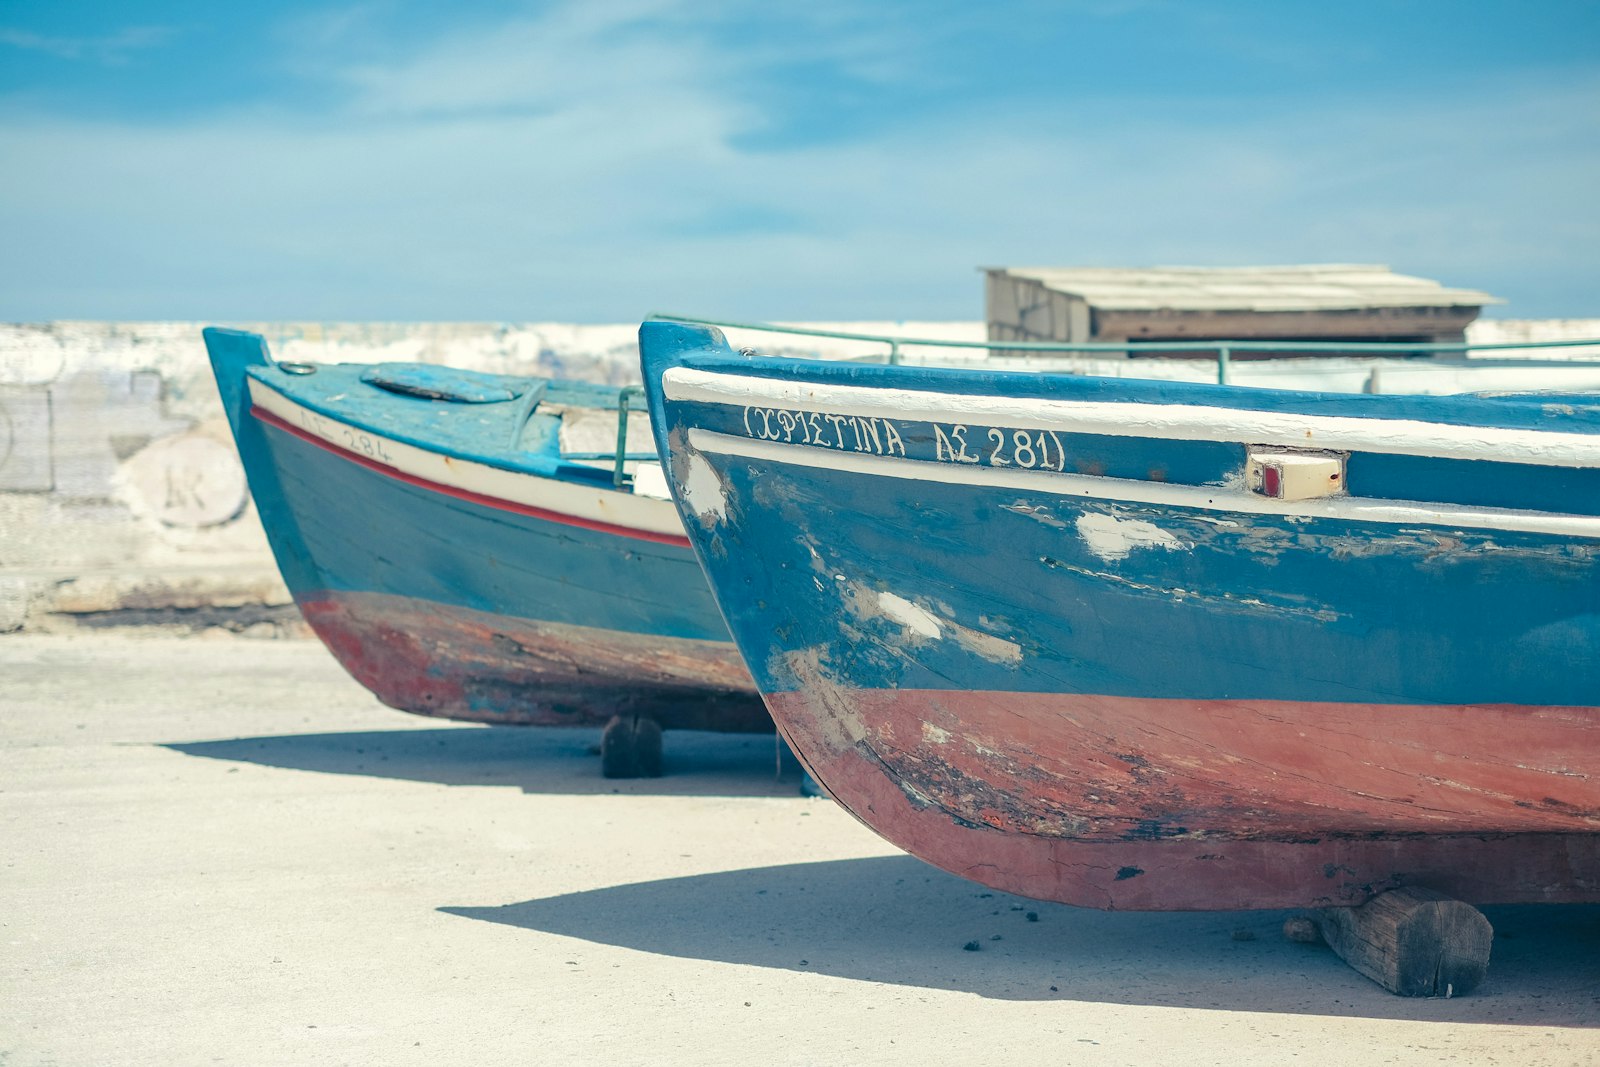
(442, 855), (1600, 1021)
(164, 724), (801, 798)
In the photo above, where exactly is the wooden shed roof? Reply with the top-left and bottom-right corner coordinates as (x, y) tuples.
(989, 265), (1501, 313)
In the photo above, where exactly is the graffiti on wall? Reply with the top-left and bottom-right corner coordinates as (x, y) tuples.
(0, 370), (246, 528)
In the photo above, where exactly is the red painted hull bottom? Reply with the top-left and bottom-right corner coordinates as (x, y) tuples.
(299, 591), (771, 733)
(767, 685), (1600, 909)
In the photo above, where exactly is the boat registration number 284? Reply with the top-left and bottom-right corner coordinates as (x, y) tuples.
(738, 404), (1072, 472)
(295, 406), (395, 465)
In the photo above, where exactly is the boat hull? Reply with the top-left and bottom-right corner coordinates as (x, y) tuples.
(205, 328), (766, 732)
(642, 321), (1600, 908)
(256, 421), (765, 728)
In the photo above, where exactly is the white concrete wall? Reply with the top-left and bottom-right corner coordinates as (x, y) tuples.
(1, 318), (1596, 632)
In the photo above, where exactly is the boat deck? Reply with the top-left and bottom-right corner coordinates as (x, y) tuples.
(245, 360), (646, 482)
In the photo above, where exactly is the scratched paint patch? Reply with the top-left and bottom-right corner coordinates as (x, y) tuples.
(949, 623), (1023, 664)
(679, 449), (727, 526)
(1076, 512), (1187, 562)
(878, 591), (942, 638)
(775, 646), (870, 749)
(873, 589), (1022, 663)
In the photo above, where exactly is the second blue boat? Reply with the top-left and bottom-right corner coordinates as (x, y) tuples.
(204, 327), (770, 777)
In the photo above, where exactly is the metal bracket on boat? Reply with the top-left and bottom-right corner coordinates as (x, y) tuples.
(614, 386), (646, 489)
(1246, 448), (1347, 501)
(506, 381), (552, 451)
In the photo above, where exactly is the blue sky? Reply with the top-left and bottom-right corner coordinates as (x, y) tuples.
(1, 1), (1597, 321)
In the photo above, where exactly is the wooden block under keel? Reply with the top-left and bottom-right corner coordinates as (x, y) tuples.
(1315, 887), (1493, 997)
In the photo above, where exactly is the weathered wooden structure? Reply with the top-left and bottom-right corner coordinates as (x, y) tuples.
(985, 265), (1500, 349)
(1315, 889), (1494, 997)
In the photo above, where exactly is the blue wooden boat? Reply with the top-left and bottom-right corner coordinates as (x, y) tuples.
(640, 320), (1600, 908)
(204, 327), (769, 776)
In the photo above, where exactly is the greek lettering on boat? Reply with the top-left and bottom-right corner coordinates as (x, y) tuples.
(741, 405), (907, 456)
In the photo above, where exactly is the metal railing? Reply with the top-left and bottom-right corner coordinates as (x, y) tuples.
(647, 313), (1600, 384)
(614, 385), (645, 489)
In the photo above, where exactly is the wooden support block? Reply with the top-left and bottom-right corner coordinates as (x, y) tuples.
(1316, 887), (1493, 997)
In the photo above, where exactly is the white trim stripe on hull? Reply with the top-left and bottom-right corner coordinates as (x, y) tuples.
(663, 367), (1600, 469)
(250, 379), (686, 539)
(687, 428), (1600, 539)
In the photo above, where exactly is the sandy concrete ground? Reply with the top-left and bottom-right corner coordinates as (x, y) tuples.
(2, 632), (1597, 1067)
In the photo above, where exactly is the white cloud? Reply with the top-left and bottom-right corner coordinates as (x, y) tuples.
(0, 1), (1596, 320)
(0, 25), (172, 64)
(331, 1), (726, 122)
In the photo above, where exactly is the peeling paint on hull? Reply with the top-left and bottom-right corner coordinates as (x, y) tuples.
(300, 591), (768, 730)
(775, 688), (1599, 839)
(766, 687), (1600, 908)
(784, 713), (1600, 909)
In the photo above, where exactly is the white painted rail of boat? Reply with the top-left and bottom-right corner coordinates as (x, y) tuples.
(686, 428), (1600, 539)
(663, 367), (1600, 469)
(249, 379), (686, 539)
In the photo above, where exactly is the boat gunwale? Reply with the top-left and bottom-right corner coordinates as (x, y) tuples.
(250, 396), (691, 547)
(246, 364), (648, 482)
(661, 364), (1600, 468)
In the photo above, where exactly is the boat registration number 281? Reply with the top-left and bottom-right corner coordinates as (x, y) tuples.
(738, 404), (1071, 472)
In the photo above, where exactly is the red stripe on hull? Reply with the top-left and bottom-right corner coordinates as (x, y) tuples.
(252, 404), (692, 547)
(300, 591), (770, 733)
(766, 685), (1600, 909)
